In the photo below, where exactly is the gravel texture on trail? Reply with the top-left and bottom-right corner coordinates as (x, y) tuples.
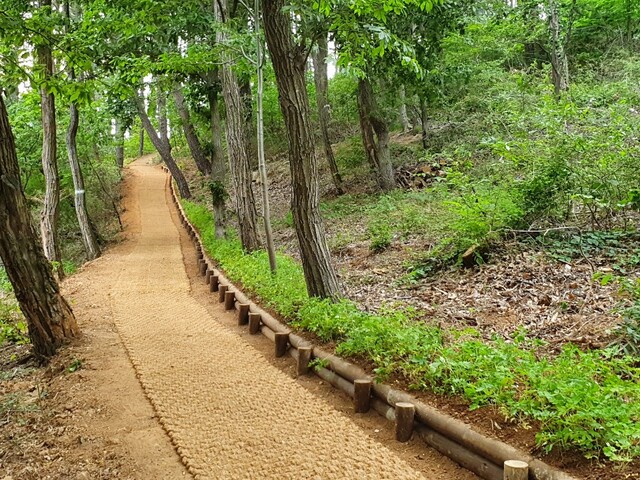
(108, 159), (429, 480)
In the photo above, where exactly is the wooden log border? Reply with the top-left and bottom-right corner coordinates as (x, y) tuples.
(164, 167), (576, 480)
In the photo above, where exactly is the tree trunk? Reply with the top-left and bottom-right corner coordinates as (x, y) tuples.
(157, 87), (168, 142)
(255, 0), (277, 273)
(549, 0), (569, 96)
(0, 94), (78, 361)
(357, 78), (395, 192)
(36, 2), (64, 279)
(67, 102), (101, 260)
(217, 0), (260, 252)
(312, 34), (344, 194)
(419, 95), (429, 150)
(207, 80), (227, 239)
(399, 85), (412, 132)
(115, 119), (125, 168)
(138, 127), (144, 156)
(264, 0), (340, 299)
(220, 66), (261, 252)
(173, 86), (211, 176)
(134, 95), (191, 199)
(239, 78), (256, 169)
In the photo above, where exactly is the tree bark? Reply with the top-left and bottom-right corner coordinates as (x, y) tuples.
(255, 0), (277, 273)
(67, 102), (101, 261)
(399, 85), (412, 132)
(138, 127), (144, 156)
(134, 95), (191, 199)
(173, 87), (211, 176)
(0, 94), (78, 361)
(157, 86), (169, 142)
(549, 0), (569, 96)
(357, 78), (395, 192)
(239, 78), (256, 169)
(217, 0), (260, 252)
(114, 119), (125, 168)
(207, 77), (227, 239)
(263, 0), (340, 299)
(312, 34), (344, 194)
(419, 95), (429, 150)
(36, 1), (64, 279)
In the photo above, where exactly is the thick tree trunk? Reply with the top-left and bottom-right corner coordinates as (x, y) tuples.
(239, 78), (256, 169)
(135, 95), (191, 199)
(138, 127), (144, 156)
(36, 8), (64, 279)
(217, 0), (260, 252)
(115, 119), (125, 168)
(173, 87), (211, 176)
(549, 0), (569, 96)
(264, 0), (340, 299)
(207, 81), (227, 239)
(67, 102), (101, 260)
(357, 78), (395, 192)
(312, 34), (344, 195)
(220, 66), (261, 252)
(0, 95), (78, 360)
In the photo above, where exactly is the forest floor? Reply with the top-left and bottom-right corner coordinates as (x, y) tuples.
(0, 156), (476, 479)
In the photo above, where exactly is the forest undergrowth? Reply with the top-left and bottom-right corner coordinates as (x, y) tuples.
(178, 48), (640, 466)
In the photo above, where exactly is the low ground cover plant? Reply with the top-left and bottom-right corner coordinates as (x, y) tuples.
(183, 199), (640, 462)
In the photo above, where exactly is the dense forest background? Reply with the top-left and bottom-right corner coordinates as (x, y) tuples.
(1, 0), (640, 471)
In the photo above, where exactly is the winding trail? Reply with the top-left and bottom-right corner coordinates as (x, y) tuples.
(99, 157), (470, 479)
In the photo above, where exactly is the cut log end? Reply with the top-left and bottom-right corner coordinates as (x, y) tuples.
(224, 290), (236, 310)
(275, 332), (289, 358)
(238, 303), (250, 326)
(218, 284), (228, 303)
(296, 347), (312, 376)
(248, 312), (261, 335)
(503, 460), (528, 480)
(395, 402), (415, 442)
(354, 379), (372, 414)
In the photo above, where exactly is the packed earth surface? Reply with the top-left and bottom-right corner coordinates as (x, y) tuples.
(0, 157), (478, 480)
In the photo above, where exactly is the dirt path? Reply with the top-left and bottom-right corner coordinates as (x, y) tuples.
(51, 156), (476, 480)
(107, 159), (434, 479)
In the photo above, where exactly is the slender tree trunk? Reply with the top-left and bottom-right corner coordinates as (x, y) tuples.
(217, 0), (260, 252)
(63, 0), (100, 262)
(135, 95), (191, 199)
(173, 87), (211, 176)
(138, 127), (144, 156)
(312, 34), (344, 194)
(115, 119), (125, 168)
(264, 0), (340, 299)
(207, 81), (227, 238)
(549, 0), (569, 96)
(36, 0), (64, 279)
(399, 85), (412, 132)
(255, 0), (277, 273)
(419, 95), (429, 150)
(157, 87), (169, 142)
(357, 78), (395, 192)
(0, 94), (78, 360)
(67, 103), (101, 260)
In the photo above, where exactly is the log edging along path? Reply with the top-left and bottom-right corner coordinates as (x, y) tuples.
(165, 167), (578, 480)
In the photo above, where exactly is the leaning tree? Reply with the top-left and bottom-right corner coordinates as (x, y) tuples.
(0, 94), (78, 360)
